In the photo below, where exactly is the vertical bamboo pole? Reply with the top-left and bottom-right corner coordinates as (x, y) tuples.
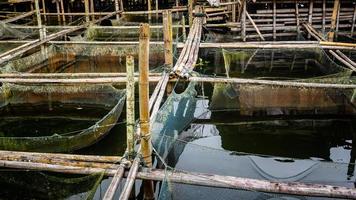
(163, 10), (173, 95)
(120, 0), (124, 13)
(335, 2), (340, 39)
(35, 0), (46, 55)
(188, 0), (194, 27)
(126, 55), (135, 158)
(241, 0), (246, 42)
(155, 0), (158, 19)
(328, 0), (339, 41)
(148, 0), (151, 21)
(182, 15), (187, 42)
(55, 0), (61, 25)
(41, 0), (47, 23)
(139, 23), (154, 200)
(90, 0), (95, 21)
(295, 0), (300, 34)
(60, 0), (66, 25)
(352, 5), (356, 37)
(84, 0), (90, 23)
(272, 0), (276, 40)
(322, 0), (326, 35)
(163, 10), (173, 68)
(307, 0), (313, 39)
(232, 0), (236, 22)
(115, 0), (120, 20)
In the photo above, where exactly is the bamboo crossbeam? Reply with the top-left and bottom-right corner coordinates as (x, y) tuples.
(0, 150), (121, 163)
(188, 76), (356, 89)
(1, 10), (36, 23)
(0, 77), (164, 84)
(0, 159), (355, 199)
(0, 72), (162, 78)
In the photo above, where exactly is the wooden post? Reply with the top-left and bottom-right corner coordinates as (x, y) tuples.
(90, 0), (95, 21)
(188, 0), (194, 27)
(352, 5), (356, 37)
(335, 2), (340, 39)
(328, 0), (339, 41)
(115, 0), (120, 20)
(241, 0), (246, 41)
(55, 0), (61, 24)
(148, 0), (151, 21)
(41, 0), (47, 23)
(307, 0), (313, 39)
(232, 0), (236, 22)
(322, 0), (326, 35)
(139, 23), (154, 200)
(126, 55), (135, 157)
(60, 0), (66, 25)
(272, 0), (276, 40)
(84, 0), (90, 23)
(163, 10), (173, 68)
(182, 15), (187, 41)
(295, 0), (300, 34)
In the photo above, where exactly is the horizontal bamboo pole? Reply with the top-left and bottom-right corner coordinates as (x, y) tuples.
(0, 77), (163, 84)
(0, 150), (121, 163)
(0, 159), (355, 199)
(2, 10), (36, 23)
(0, 72), (162, 78)
(188, 76), (356, 89)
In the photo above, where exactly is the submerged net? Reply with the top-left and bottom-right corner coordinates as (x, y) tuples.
(0, 83), (126, 152)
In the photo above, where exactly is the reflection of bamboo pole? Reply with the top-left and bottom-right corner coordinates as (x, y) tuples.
(126, 55), (135, 157)
(138, 23), (154, 200)
(328, 0), (339, 41)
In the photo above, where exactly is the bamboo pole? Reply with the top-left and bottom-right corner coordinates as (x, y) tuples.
(328, 0), (339, 41)
(188, 0), (194, 27)
(138, 23), (154, 200)
(295, 0), (300, 34)
(41, 0), (46, 23)
(60, 0), (66, 25)
(322, 0), (326, 34)
(163, 10), (173, 68)
(0, 159), (355, 199)
(119, 158), (140, 200)
(126, 55), (135, 157)
(1, 10), (36, 23)
(273, 0), (276, 40)
(329, 50), (356, 71)
(335, 2), (340, 39)
(351, 4), (356, 37)
(307, 0), (313, 39)
(148, 0), (151, 21)
(84, 0), (90, 23)
(90, 0), (95, 21)
(241, 0), (246, 41)
(115, 0), (120, 20)
(55, 0), (61, 24)
(103, 165), (125, 200)
(182, 15), (187, 41)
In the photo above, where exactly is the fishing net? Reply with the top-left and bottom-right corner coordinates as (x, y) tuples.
(151, 77), (355, 199)
(0, 170), (105, 200)
(0, 83), (126, 152)
(0, 43), (166, 73)
(0, 22), (35, 39)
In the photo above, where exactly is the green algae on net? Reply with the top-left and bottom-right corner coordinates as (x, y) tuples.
(0, 84), (126, 152)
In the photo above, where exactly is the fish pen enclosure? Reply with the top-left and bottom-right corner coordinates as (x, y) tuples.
(0, 0), (356, 199)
